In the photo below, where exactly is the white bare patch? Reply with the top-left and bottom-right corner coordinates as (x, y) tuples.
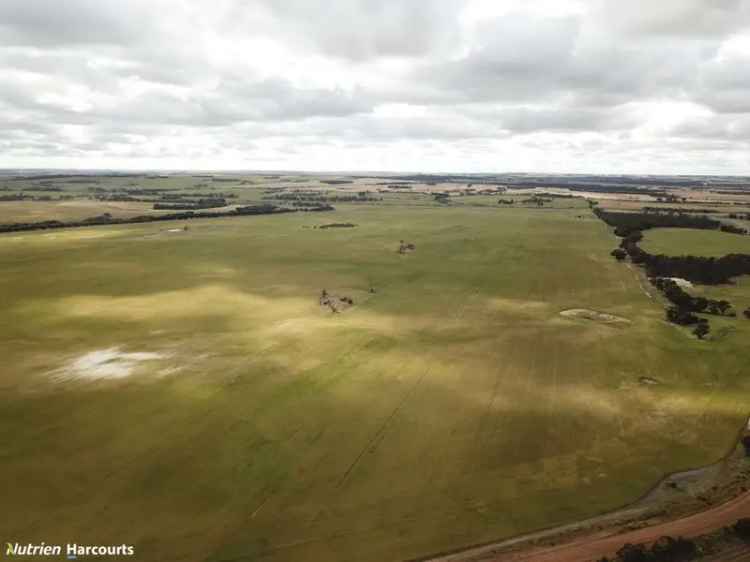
(167, 228), (183, 233)
(560, 309), (630, 324)
(52, 347), (168, 381)
(665, 277), (694, 289)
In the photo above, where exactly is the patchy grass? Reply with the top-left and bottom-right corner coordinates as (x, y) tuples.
(1, 204), (749, 562)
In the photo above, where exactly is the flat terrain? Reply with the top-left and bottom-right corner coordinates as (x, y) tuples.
(2, 185), (750, 561)
(641, 228), (750, 258)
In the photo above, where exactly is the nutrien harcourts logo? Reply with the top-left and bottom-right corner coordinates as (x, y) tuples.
(5, 542), (134, 557)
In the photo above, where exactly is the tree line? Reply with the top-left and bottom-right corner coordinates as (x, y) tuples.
(0, 204), (334, 234)
(597, 208), (750, 337)
(153, 198), (228, 210)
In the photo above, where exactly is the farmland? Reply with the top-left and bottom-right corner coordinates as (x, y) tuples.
(641, 227), (750, 258)
(1, 175), (750, 561)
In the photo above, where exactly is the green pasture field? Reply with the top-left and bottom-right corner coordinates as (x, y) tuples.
(641, 227), (750, 257)
(1, 201), (749, 562)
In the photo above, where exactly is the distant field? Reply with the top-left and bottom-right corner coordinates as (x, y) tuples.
(641, 227), (750, 257)
(1, 198), (750, 562)
(0, 199), (160, 222)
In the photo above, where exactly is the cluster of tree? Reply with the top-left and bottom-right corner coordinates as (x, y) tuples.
(433, 193), (450, 203)
(15, 185), (64, 192)
(744, 307), (750, 320)
(720, 224), (748, 235)
(728, 213), (750, 220)
(94, 195), (147, 202)
(599, 535), (697, 562)
(668, 307), (711, 338)
(8, 173), (142, 181)
(159, 192), (238, 200)
(652, 278), (734, 317)
(594, 208), (720, 237)
(0, 204), (334, 234)
(742, 435), (750, 456)
(0, 194), (75, 202)
(265, 193), (379, 203)
(320, 180), (353, 185)
(642, 252), (750, 285)
(90, 187), (171, 195)
(599, 208), (750, 335)
(153, 198), (228, 210)
(510, 182), (669, 196)
(600, 520), (750, 562)
(655, 194), (688, 203)
(497, 198), (515, 205)
(541, 192), (577, 199)
(617, 231), (750, 284)
(736, 517), (750, 538)
(65, 178), (100, 184)
(521, 196), (551, 206)
(642, 207), (715, 214)
(713, 187), (750, 193)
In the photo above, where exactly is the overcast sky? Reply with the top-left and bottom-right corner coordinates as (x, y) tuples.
(1, 0), (750, 174)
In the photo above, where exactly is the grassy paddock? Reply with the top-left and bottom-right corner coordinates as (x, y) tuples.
(1, 204), (749, 562)
(641, 228), (750, 258)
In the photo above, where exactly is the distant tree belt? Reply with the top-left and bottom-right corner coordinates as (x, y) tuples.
(721, 224), (749, 235)
(14, 186), (64, 192)
(264, 194), (378, 202)
(595, 209), (750, 284)
(594, 208), (721, 237)
(159, 192), (238, 199)
(7, 173), (144, 181)
(0, 204), (334, 234)
(642, 206), (716, 214)
(153, 198), (228, 210)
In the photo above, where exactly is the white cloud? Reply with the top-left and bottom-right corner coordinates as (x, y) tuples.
(1, 0), (750, 173)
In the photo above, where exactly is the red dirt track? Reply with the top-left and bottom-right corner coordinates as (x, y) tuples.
(443, 492), (750, 562)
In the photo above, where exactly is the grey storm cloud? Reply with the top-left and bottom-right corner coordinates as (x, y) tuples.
(0, 0), (749, 172)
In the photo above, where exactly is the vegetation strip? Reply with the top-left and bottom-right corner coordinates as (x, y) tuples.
(0, 203), (335, 234)
(594, 208), (750, 339)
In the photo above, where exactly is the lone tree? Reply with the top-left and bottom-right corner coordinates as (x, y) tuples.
(744, 307), (750, 319)
(611, 248), (627, 261)
(735, 517), (750, 539)
(650, 536), (696, 560)
(742, 435), (750, 457)
(615, 543), (649, 562)
(716, 300), (732, 315)
(693, 322), (710, 340)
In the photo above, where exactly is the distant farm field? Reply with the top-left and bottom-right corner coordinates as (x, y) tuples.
(1, 204), (749, 562)
(641, 227), (750, 257)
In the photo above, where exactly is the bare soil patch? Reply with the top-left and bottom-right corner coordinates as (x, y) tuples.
(560, 308), (631, 324)
(398, 240), (416, 254)
(319, 290), (354, 313)
(52, 347), (169, 381)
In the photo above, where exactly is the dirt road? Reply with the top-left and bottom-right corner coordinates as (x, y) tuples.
(431, 492), (750, 562)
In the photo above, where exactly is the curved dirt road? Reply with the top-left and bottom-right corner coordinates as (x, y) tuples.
(433, 491), (750, 562)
